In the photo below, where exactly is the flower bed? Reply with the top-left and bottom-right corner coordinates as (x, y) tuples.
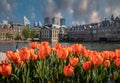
(0, 41), (120, 83)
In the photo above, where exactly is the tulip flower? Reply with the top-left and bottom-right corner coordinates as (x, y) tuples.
(29, 42), (38, 49)
(114, 58), (120, 67)
(19, 47), (30, 61)
(104, 60), (110, 68)
(0, 61), (12, 77)
(69, 57), (79, 67)
(63, 65), (74, 76)
(82, 61), (92, 71)
(57, 47), (68, 60)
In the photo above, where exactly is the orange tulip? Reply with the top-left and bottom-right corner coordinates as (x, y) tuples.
(71, 44), (86, 56)
(91, 54), (103, 67)
(57, 47), (68, 60)
(44, 46), (52, 56)
(31, 54), (37, 61)
(67, 46), (73, 55)
(29, 42), (38, 49)
(6, 51), (20, 64)
(84, 50), (95, 58)
(41, 41), (49, 46)
(104, 60), (110, 68)
(115, 49), (120, 58)
(82, 61), (92, 71)
(29, 48), (38, 61)
(54, 43), (61, 49)
(38, 44), (46, 60)
(0, 62), (12, 77)
(63, 65), (74, 76)
(19, 47), (30, 61)
(109, 51), (116, 60)
(6, 51), (13, 61)
(101, 51), (110, 60)
(69, 57), (79, 67)
(114, 58), (120, 67)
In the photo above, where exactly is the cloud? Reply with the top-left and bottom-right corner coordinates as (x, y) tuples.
(105, 7), (111, 14)
(89, 11), (100, 23)
(53, 0), (73, 13)
(72, 0), (88, 20)
(0, 0), (11, 11)
(38, 0), (73, 19)
(54, 12), (63, 18)
(0, 0), (17, 21)
(0, 0), (11, 19)
(113, 9), (120, 16)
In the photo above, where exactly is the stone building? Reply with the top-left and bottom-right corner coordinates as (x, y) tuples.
(96, 26), (120, 41)
(67, 15), (120, 42)
(67, 23), (99, 42)
(58, 18), (67, 42)
(40, 25), (60, 42)
(40, 17), (64, 42)
(0, 23), (25, 40)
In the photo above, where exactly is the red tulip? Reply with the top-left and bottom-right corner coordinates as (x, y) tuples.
(29, 42), (38, 49)
(69, 57), (79, 67)
(57, 47), (68, 60)
(19, 47), (30, 61)
(63, 65), (74, 76)
(0, 61), (12, 77)
(114, 58), (120, 67)
(104, 60), (110, 68)
(82, 61), (92, 71)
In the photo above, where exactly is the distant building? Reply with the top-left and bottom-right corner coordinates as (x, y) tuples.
(58, 18), (67, 41)
(34, 21), (38, 27)
(0, 23), (25, 40)
(67, 15), (120, 42)
(52, 17), (60, 25)
(40, 16), (62, 42)
(34, 21), (42, 28)
(60, 18), (65, 26)
(68, 24), (91, 41)
(44, 17), (50, 25)
(40, 25), (60, 42)
(100, 18), (110, 27)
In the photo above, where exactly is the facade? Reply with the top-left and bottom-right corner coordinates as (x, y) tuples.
(67, 23), (99, 42)
(67, 15), (120, 42)
(0, 23), (25, 40)
(58, 18), (67, 41)
(52, 17), (60, 25)
(97, 26), (120, 41)
(40, 16), (64, 42)
(40, 25), (60, 42)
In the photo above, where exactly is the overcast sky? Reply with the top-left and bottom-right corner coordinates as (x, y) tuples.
(0, 0), (120, 26)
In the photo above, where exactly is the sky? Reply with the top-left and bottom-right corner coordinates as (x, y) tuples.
(0, 0), (120, 26)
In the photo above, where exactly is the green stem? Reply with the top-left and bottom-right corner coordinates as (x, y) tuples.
(11, 74), (21, 82)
